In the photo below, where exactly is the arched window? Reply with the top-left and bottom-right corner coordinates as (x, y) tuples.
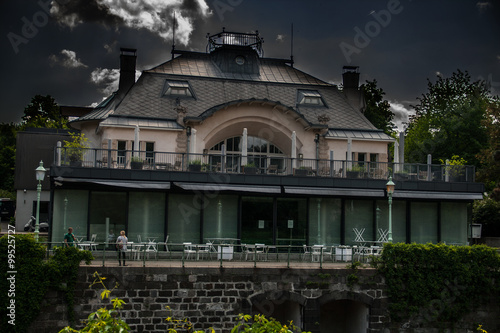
(208, 136), (285, 173)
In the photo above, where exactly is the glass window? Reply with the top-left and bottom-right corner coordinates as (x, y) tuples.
(163, 80), (194, 97)
(411, 202), (438, 243)
(375, 200), (406, 243)
(298, 90), (325, 106)
(128, 192), (165, 243)
(203, 195), (238, 240)
(241, 197), (273, 245)
(89, 191), (127, 244)
(276, 198), (307, 247)
(51, 190), (89, 244)
(308, 198), (342, 246)
(168, 194), (201, 244)
(117, 141), (126, 166)
(441, 202), (468, 245)
(345, 199), (374, 245)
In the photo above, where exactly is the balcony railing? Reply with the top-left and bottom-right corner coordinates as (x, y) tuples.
(55, 147), (476, 183)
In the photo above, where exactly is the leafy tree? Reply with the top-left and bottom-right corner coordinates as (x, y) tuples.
(473, 198), (500, 237)
(360, 79), (396, 136)
(405, 70), (492, 166)
(21, 94), (68, 129)
(476, 100), (500, 192)
(0, 123), (19, 194)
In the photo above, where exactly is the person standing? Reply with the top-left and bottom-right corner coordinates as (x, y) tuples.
(64, 227), (76, 247)
(116, 230), (128, 266)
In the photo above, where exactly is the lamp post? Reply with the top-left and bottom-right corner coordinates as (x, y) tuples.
(35, 161), (47, 241)
(386, 177), (395, 243)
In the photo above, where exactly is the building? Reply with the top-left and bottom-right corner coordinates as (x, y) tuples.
(48, 30), (483, 247)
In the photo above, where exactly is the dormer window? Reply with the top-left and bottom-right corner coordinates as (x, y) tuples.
(163, 80), (194, 98)
(297, 90), (325, 106)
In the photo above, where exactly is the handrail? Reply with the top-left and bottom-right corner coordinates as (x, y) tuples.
(37, 241), (392, 268)
(54, 147), (476, 183)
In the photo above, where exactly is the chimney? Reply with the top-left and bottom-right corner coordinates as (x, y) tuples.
(342, 66), (359, 89)
(118, 48), (137, 94)
(342, 66), (364, 112)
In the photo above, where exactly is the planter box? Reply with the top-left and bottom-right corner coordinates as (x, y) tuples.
(188, 164), (202, 172)
(243, 166), (258, 175)
(346, 171), (359, 179)
(293, 168), (308, 176)
(130, 161), (143, 170)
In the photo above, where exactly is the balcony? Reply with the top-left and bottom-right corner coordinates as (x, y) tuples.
(54, 147), (476, 183)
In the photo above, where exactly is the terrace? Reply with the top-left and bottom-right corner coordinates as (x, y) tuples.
(55, 147), (476, 183)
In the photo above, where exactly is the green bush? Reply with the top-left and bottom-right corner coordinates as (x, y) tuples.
(375, 243), (500, 323)
(473, 198), (500, 237)
(0, 234), (93, 332)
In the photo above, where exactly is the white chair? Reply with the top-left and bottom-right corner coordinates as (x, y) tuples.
(137, 235), (142, 243)
(255, 244), (266, 261)
(302, 245), (311, 261)
(163, 235), (170, 253)
(143, 241), (157, 259)
(183, 242), (196, 260)
(196, 243), (212, 260)
(89, 234), (98, 251)
(311, 245), (325, 262)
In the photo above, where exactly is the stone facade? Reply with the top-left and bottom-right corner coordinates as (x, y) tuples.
(32, 266), (499, 333)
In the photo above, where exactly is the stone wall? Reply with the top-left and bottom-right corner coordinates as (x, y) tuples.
(31, 266), (499, 333)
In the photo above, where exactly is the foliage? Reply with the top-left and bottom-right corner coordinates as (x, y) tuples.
(63, 132), (90, 162)
(405, 70), (492, 166)
(48, 246), (94, 324)
(439, 155), (467, 178)
(472, 198), (500, 237)
(476, 100), (500, 193)
(21, 95), (68, 129)
(165, 306), (212, 333)
(130, 156), (144, 163)
(231, 314), (310, 333)
(360, 79), (397, 136)
(0, 123), (19, 194)
(243, 162), (256, 168)
(189, 159), (202, 165)
(0, 235), (93, 333)
(59, 272), (129, 333)
(347, 164), (365, 172)
(374, 243), (500, 324)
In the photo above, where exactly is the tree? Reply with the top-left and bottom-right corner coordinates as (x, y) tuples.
(21, 94), (68, 129)
(360, 79), (396, 136)
(0, 123), (19, 194)
(405, 70), (492, 166)
(476, 100), (500, 192)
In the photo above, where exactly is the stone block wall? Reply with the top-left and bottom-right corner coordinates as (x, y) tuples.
(31, 266), (499, 333)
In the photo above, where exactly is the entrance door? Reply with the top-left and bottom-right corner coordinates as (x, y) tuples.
(276, 198), (307, 246)
(241, 197), (273, 245)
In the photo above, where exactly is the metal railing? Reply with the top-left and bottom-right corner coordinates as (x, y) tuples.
(54, 147), (476, 183)
(40, 241), (382, 269)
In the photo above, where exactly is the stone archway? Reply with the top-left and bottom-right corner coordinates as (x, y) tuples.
(320, 299), (368, 333)
(249, 291), (307, 329)
(316, 291), (375, 333)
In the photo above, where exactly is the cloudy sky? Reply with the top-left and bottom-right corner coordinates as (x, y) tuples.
(1, 0), (499, 130)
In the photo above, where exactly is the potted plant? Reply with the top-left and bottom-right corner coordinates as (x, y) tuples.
(130, 156), (144, 170)
(63, 132), (89, 167)
(188, 159), (202, 172)
(440, 155), (467, 182)
(293, 166), (309, 176)
(243, 162), (258, 175)
(346, 164), (365, 178)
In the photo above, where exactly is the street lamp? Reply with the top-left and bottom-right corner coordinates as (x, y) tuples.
(35, 161), (46, 241)
(386, 177), (395, 243)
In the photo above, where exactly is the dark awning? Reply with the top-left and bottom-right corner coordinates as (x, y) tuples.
(393, 191), (483, 200)
(56, 178), (171, 189)
(174, 182), (281, 194)
(284, 186), (384, 197)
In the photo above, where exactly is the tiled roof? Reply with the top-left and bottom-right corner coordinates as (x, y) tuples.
(76, 50), (380, 132)
(147, 52), (330, 86)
